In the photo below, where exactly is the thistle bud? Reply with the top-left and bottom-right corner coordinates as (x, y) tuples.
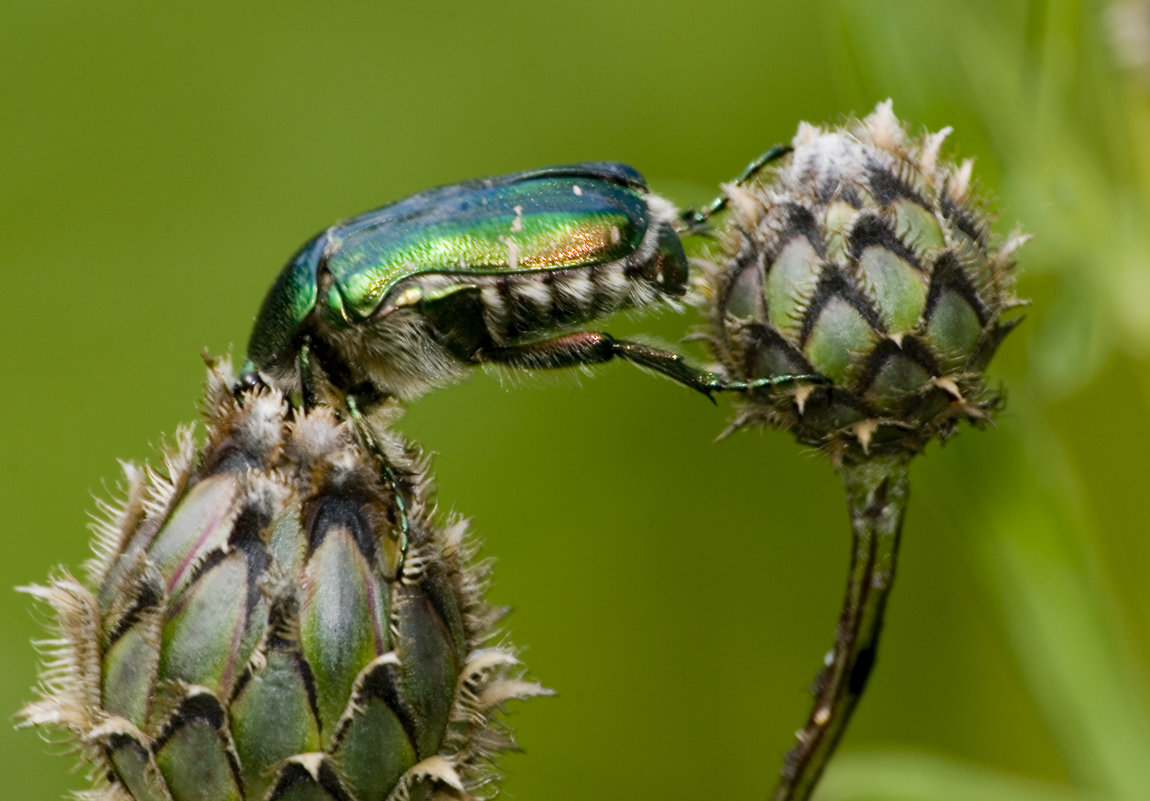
(21, 360), (543, 801)
(698, 101), (1025, 462)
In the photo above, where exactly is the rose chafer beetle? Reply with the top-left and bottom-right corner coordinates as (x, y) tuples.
(239, 161), (767, 405)
(237, 157), (822, 565)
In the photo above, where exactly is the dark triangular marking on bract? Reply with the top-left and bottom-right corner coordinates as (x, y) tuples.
(799, 266), (886, 347)
(848, 212), (923, 271)
(230, 503), (274, 617)
(154, 691), (227, 750)
(106, 571), (163, 648)
(305, 493), (376, 562)
(268, 759), (354, 801)
(316, 760), (355, 801)
(174, 541), (265, 633)
(101, 729), (153, 790)
(924, 252), (988, 326)
(181, 548), (230, 591)
(774, 203), (826, 260)
(855, 336), (941, 393)
(229, 596), (320, 726)
(348, 657), (421, 758)
(739, 322), (815, 377)
(228, 500), (273, 553)
(267, 763), (310, 799)
(104, 730), (149, 755)
(864, 156), (928, 208)
(898, 335), (942, 375)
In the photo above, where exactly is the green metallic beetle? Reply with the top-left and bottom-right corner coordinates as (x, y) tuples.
(236, 157), (821, 558)
(237, 161), (780, 405)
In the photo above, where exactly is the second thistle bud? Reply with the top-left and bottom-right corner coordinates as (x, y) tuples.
(697, 101), (1025, 462)
(21, 361), (544, 801)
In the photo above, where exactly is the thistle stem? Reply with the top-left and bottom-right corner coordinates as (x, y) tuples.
(769, 452), (911, 801)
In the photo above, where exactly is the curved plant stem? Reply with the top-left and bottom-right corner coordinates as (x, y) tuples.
(769, 452), (912, 801)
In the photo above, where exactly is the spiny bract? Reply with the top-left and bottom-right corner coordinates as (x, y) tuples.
(20, 359), (544, 801)
(696, 101), (1025, 462)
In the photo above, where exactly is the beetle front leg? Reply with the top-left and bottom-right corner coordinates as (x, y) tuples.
(612, 338), (828, 397)
(478, 332), (826, 400)
(679, 144), (793, 232)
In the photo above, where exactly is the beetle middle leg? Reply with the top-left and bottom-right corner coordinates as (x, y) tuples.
(297, 338), (412, 577)
(478, 331), (826, 400)
(344, 394), (410, 579)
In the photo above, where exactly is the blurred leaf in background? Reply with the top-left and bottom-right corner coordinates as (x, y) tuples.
(2, 1), (1147, 800)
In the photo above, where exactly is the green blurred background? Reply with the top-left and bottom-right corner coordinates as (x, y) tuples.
(4, 1), (1149, 799)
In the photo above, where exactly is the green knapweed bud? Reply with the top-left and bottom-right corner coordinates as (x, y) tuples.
(697, 101), (1025, 462)
(21, 360), (544, 801)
